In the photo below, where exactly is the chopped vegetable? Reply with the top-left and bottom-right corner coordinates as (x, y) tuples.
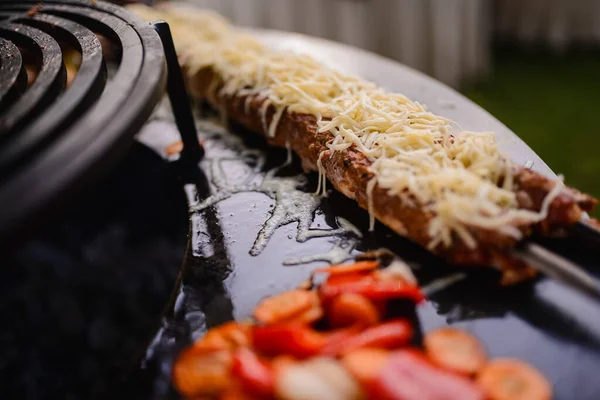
(253, 324), (325, 358)
(232, 348), (275, 397)
(315, 261), (380, 276)
(172, 347), (232, 397)
(424, 327), (488, 376)
(341, 349), (390, 384)
(328, 293), (380, 328)
(167, 260), (551, 399)
(319, 273), (424, 304)
(476, 358), (552, 400)
(220, 382), (261, 400)
(321, 320), (412, 356)
(195, 322), (251, 351)
(370, 350), (485, 400)
(254, 290), (323, 325)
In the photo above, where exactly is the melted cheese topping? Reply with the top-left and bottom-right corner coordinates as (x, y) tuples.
(130, 4), (563, 249)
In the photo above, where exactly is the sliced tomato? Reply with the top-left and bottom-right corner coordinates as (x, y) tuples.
(320, 319), (412, 356)
(252, 324), (325, 358)
(319, 274), (424, 304)
(194, 322), (251, 352)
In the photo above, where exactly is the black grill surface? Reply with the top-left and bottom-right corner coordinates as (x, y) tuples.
(0, 142), (188, 400)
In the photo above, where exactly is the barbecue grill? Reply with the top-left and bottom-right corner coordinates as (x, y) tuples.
(2, 1), (600, 399)
(0, 1), (201, 398)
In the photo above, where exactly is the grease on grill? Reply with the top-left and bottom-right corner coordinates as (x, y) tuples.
(186, 119), (363, 259)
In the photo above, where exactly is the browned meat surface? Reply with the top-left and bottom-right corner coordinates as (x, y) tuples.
(186, 67), (597, 282)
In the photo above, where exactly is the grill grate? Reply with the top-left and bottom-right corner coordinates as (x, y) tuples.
(0, 1), (201, 246)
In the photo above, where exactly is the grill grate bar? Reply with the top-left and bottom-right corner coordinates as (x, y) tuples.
(0, 22), (65, 136)
(0, 13), (106, 175)
(0, 37), (26, 112)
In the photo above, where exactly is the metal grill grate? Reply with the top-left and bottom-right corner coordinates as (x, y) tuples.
(0, 1), (201, 246)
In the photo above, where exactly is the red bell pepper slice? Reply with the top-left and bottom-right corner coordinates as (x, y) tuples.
(320, 319), (413, 356)
(370, 350), (485, 400)
(231, 348), (275, 397)
(319, 274), (425, 304)
(315, 261), (380, 275)
(252, 324), (325, 358)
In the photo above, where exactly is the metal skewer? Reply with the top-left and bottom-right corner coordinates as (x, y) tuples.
(513, 242), (600, 303)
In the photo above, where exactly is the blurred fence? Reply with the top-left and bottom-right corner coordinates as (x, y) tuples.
(173, 0), (600, 88)
(177, 0), (492, 88)
(496, 0), (600, 53)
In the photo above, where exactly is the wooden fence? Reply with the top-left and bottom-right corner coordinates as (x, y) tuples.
(175, 0), (599, 88)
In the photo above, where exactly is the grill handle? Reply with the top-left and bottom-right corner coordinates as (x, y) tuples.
(153, 20), (204, 164)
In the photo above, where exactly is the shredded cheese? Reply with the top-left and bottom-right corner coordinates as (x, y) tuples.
(130, 4), (565, 249)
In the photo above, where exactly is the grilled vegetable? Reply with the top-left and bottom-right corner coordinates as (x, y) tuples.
(424, 327), (488, 376)
(321, 320), (413, 356)
(369, 350), (485, 400)
(253, 324), (325, 359)
(328, 293), (380, 328)
(172, 347), (232, 397)
(164, 261), (551, 399)
(476, 359), (552, 400)
(232, 348), (275, 397)
(254, 290), (323, 325)
(319, 271), (424, 304)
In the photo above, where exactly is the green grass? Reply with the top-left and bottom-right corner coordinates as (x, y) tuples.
(463, 47), (600, 212)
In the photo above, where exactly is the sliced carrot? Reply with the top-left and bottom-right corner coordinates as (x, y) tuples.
(254, 290), (322, 325)
(195, 322), (251, 351)
(328, 293), (380, 328)
(476, 358), (552, 400)
(341, 348), (390, 384)
(219, 381), (260, 400)
(423, 327), (487, 376)
(316, 261), (380, 276)
(292, 305), (324, 325)
(172, 347), (232, 397)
